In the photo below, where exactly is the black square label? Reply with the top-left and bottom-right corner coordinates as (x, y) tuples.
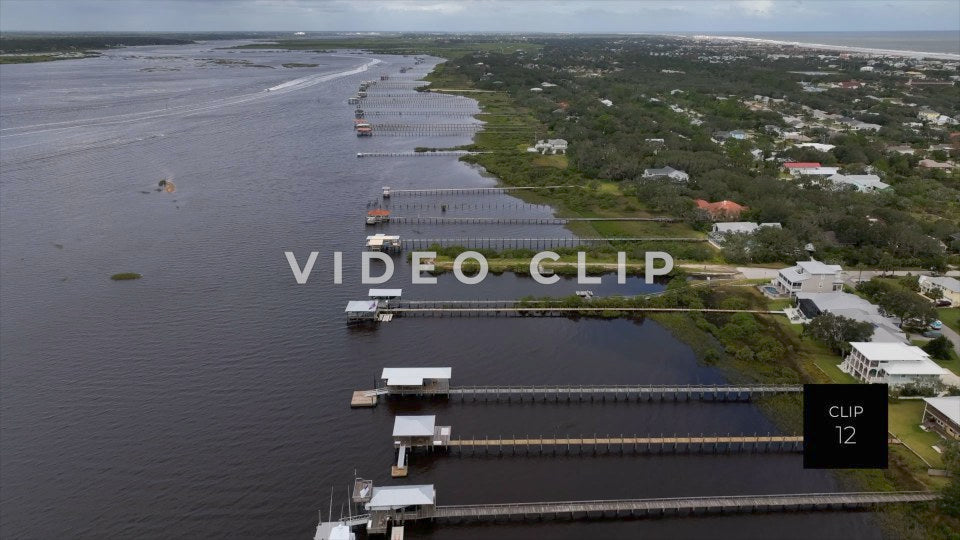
(803, 384), (888, 469)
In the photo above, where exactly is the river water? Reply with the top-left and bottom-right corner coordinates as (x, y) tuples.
(0, 41), (882, 539)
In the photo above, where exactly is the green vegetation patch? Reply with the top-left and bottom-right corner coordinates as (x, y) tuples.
(110, 272), (142, 281)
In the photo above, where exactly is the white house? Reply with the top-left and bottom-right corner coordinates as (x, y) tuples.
(599, 98), (613, 107)
(774, 259), (844, 296)
(710, 222), (781, 242)
(795, 142), (836, 152)
(919, 275), (960, 307)
(840, 342), (948, 387)
(826, 174), (891, 193)
(533, 139), (568, 154)
(642, 166), (689, 182)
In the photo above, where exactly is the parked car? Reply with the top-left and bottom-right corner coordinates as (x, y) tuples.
(930, 320), (943, 330)
(934, 299), (952, 307)
(922, 330), (943, 339)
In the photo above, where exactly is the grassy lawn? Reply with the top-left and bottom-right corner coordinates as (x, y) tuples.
(911, 338), (960, 377)
(937, 307), (959, 333)
(888, 399), (946, 468)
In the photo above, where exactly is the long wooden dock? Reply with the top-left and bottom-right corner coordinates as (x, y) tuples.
(426, 491), (938, 521)
(384, 185), (580, 196)
(401, 237), (706, 250)
(322, 491), (938, 536)
(352, 383), (800, 407)
(384, 216), (680, 225)
(357, 151), (486, 158)
(382, 306), (784, 318)
(413, 434), (804, 452)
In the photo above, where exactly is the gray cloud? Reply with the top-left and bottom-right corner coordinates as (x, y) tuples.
(0, 0), (958, 32)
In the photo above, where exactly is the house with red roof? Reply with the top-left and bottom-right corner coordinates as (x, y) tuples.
(695, 199), (748, 219)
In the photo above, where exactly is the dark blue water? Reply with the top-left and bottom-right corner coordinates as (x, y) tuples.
(0, 42), (881, 539)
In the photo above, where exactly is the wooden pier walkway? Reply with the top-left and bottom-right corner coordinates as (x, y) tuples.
(425, 491), (938, 521)
(385, 185), (581, 196)
(357, 151), (486, 158)
(400, 237), (705, 250)
(385, 216), (680, 225)
(383, 306), (785, 318)
(415, 434), (804, 452)
(352, 383), (800, 407)
(447, 383), (801, 399)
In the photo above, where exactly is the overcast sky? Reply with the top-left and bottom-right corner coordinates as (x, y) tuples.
(1, 0), (959, 33)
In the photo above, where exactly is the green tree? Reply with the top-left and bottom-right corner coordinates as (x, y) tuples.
(922, 336), (953, 361)
(940, 441), (960, 517)
(802, 313), (875, 354)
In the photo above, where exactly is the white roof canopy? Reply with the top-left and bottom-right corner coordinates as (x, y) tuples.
(850, 342), (929, 362)
(345, 300), (378, 313)
(393, 415), (436, 437)
(366, 485), (436, 510)
(381, 368), (452, 386)
(368, 289), (402, 298)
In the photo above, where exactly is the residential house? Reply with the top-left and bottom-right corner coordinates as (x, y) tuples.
(784, 162), (840, 176)
(922, 397), (960, 440)
(642, 166), (689, 182)
(710, 222), (781, 242)
(695, 199), (748, 219)
(919, 159), (955, 171)
(795, 291), (906, 343)
(533, 139), (568, 154)
(918, 275), (960, 306)
(599, 98), (613, 107)
(774, 259), (844, 296)
(840, 342), (947, 387)
(887, 145), (916, 155)
(826, 173), (891, 193)
(796, 142), (836, 152)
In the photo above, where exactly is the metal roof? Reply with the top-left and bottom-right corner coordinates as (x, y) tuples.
(849, 342), (929, 362)
(366, 485), (436, 510)
(368, 288), (403, 298)
(923, 397), (960, 425)
(345, 300), (378, 313)
(393, 415), (436, 437)
(381, 368), (452, 386)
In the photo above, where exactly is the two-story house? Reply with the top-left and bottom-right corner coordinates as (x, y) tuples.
(774, 259), (844, 296)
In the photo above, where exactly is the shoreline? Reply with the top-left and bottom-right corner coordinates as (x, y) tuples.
(679, 34), (960, 60)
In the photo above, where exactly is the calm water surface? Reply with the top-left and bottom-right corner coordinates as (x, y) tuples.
(0, 41), (882, 539)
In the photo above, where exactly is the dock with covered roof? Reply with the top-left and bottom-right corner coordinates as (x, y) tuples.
(350, 367), (801, 407)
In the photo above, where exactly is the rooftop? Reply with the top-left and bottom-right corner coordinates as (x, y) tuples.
(393, 415), (436, 437)
(849, 342), (931, 362)
(796, 260), (843, 275)
(369, 288), (403, 298)
(920, 275), (960, 293)
(381, 367), (452, 386)
(923, 397), (960, 425)
(345, 300), (378, 313)
(366, 485), (436, 510)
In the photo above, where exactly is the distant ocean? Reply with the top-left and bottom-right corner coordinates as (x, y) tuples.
(693, 31), (960, 55)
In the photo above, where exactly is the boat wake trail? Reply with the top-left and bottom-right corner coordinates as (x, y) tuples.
(1, 57), (382, 142)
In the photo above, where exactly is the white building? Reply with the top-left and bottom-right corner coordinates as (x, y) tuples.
(710, 222), (781, 241)
(841, 342), (947, 387)
(533, 138), (568, 154)
(599, 98), (613, 107)
(774, 259), (844, 296)
(919, 275), (960, 307)
(642, 166), (689, 182)
(796, 142), (836, 152)
(826, 174), (891, 193)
